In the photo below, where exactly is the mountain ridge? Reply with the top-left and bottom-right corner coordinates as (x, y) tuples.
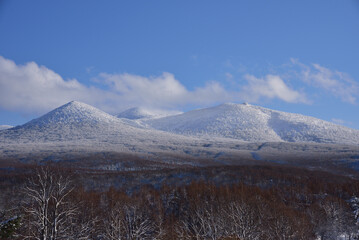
(0, 101), (136, 142)
(1, 101), (358, 145)
(1, 101), (359, 171)
(142, 102), (359, 145)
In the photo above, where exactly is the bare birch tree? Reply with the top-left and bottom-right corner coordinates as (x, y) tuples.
(177, 201), (225, 240)
(225, 201), (262, 240)
(21, 167), (78, 240)
(104, 202), (161, 240)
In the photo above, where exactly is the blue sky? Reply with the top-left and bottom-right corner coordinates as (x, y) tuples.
(0, 0), (359, 129)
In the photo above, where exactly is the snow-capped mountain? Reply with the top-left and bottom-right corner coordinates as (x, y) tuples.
(0, 125), (12, 130)
(0, 101), (224, 161)
(143, 103), (359, 145)
(1, 101), (359, 145)
(0, 101), (187, 143)
(0, 101), (129, 142)
(1, 101), (359, 170)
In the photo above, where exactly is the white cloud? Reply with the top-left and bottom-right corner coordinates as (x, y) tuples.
(0, 56), (232, 114)
(0, 56), (313, 116)
(292, 59), (359, 104)
(96, 72), (231, 108)
(0, 56), (128, 114)
(241, 74), (308, 103)
(97, 72), (188, 107)
(0, 56), (86, 113)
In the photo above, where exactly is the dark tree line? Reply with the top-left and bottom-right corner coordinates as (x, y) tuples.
(1, 165), (359, 239)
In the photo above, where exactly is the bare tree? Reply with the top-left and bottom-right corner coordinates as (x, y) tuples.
(177, 201), (225, 240)
(104, 202), (160, 240)
(316, 199), (355, 240)
(21, 167), (78, 240)
(224, 201), (262, 240)
(267, 213), (298, 240)
(104, 205), (123, 240)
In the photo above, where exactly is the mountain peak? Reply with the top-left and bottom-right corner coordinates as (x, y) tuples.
(221, 102), (250, 106)
(2, 101), (130, 142)
(21, 101), (120, 128)
(60, 100), (92, 109)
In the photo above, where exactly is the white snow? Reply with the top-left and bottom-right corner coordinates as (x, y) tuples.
(142, 103), (359, 145)
(0, 101), (359, 167)
(0, 101), (186, 143)
(0, 101), (228, 161)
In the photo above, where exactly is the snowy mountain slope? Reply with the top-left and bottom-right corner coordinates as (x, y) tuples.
(1, 101), (359, 173)
(0, 125), (12, 131)
(143, 103), (359, 145)
(0, 101), (244, 163)
(0, 101), (128, 142)
(0, 101), (187, 143)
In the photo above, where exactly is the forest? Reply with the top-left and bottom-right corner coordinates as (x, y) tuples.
(1, 162), (359, 240)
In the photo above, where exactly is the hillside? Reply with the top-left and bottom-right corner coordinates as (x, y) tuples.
(0, 101), (243, 165)
(0, 101), (359, 173)
(143, 103), (359, 145)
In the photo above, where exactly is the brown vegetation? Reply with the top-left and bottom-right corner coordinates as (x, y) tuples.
(1, 163), (359, 239)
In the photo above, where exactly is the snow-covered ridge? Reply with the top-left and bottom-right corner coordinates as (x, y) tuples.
(142, 103), (359, 145)
(0, 101), (202, 148)
(0, 101), (240, 163)
(1, 101), (358, 146)
(1, 101), (359, 168)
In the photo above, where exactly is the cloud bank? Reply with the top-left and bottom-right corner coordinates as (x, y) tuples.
(96, 72), (231, 109)
(0, 56), (119, 113)
(0, 56), (337, 115)
(0, 56), (233, 114)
